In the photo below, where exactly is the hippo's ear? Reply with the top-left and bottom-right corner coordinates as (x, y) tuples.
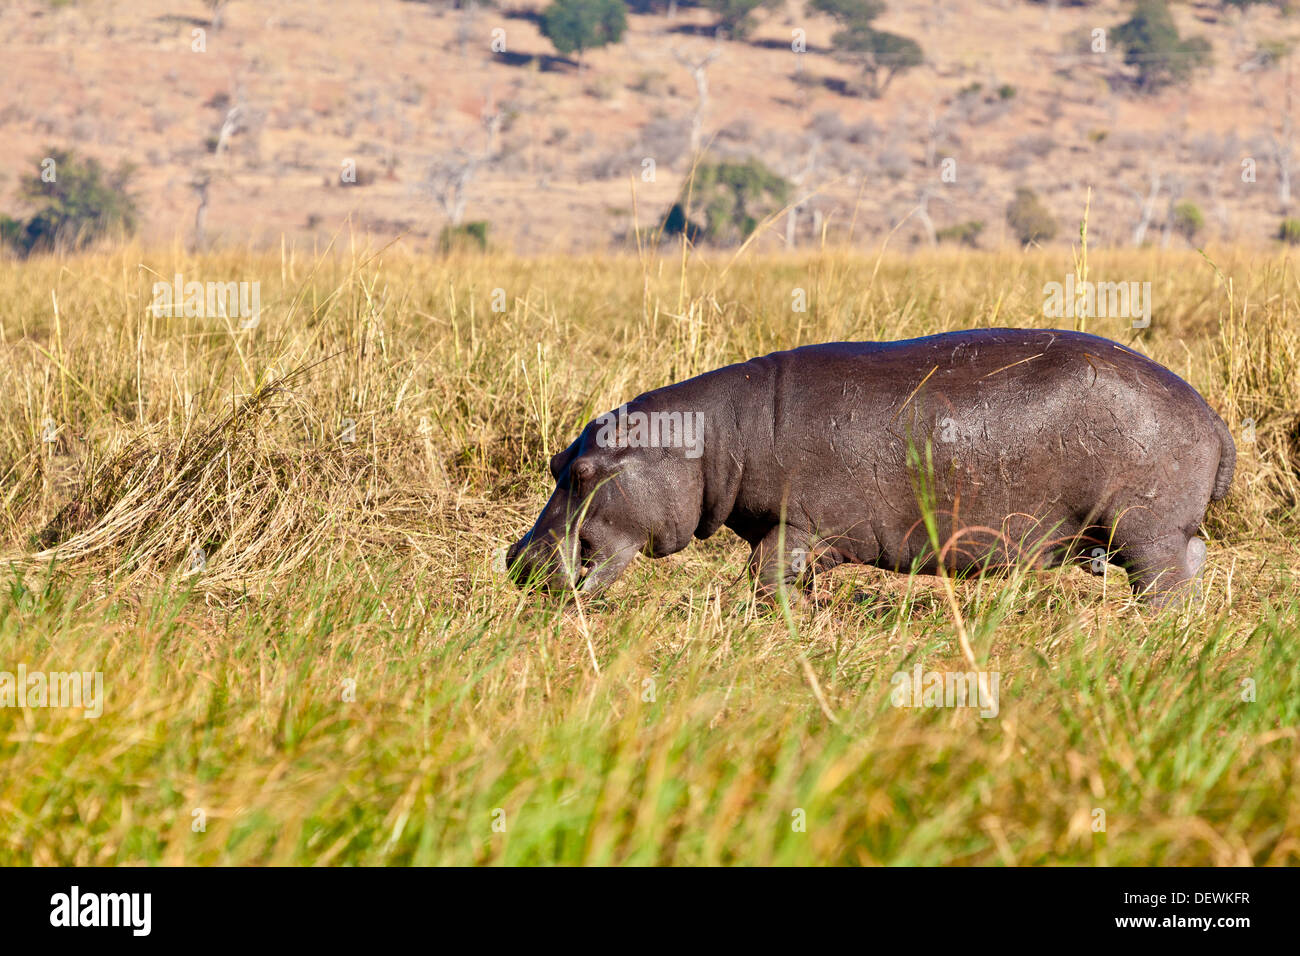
(549, 438), (580, 480)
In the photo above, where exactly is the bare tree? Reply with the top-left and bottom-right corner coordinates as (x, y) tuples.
(422, 91), (511, 230)
(423, 151), (481, 227)
(921, 101), (961, 171)
(191, 173), (210, 252)
(784, 138), (821, 248)
(913, 185), (950, 247)
(1040, 0), (1058, 33)
(1250, 49), (1294, 213)
(457, 1), (480, 60)
(1272, 58), (1293, 213)
(481, 95), (506, 158)
(1123, 167), (1163, 246)
(924, 0), (950, 33)
(1201, 143), (1233, 241)
(205, 0), (230, 31)
(672, 43), (722, 159)
(214, 105), (244, 156)
(1160, 174), (1186, 249)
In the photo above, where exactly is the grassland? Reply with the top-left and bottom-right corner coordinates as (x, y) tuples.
(0, 242), (1298, 865)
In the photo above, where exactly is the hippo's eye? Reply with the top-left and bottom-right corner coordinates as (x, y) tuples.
(569, 460), (598, 489)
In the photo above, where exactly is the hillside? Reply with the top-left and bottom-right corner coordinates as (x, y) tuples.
(0, 0), (1296, 251)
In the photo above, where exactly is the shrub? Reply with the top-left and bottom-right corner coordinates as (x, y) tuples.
(674, 158), (790, 245)
(1279, 218), (1300, 246)
(1006, 188), (1057, 246)
(936, 220), (985, 248)
(335, 166), (378, 188)
(1014, 134), (1056, 159)
(439, 221), (490, 253)
(659, 203), (704, 242)
(0, 214), (24, 251)
(1172, 201), (1205, 242)
(0, 148), (138, 256)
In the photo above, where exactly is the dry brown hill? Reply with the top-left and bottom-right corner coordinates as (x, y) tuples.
(1, 0), (1296, 252)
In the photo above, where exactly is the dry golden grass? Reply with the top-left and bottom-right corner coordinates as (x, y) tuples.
(0, 242), (1297, 864)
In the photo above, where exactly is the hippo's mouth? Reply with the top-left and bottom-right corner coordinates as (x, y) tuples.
(576, 535), (616, 592)
(506, 527), (642, 596)
(572, 535), (596, 587)
(575, 551), (599, 589)
(573, 537), (642, 594)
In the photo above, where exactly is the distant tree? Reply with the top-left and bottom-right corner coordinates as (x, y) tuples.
(673, 158), (790, 244)
(623, 0), (694, 15)
(702, 0), (784, 39)
(811, 0), (923, 98)
(833, 23), (923, 96)
(540, 0), (628, 68)
(1112, 0), (1211, 93)
(1006, 188), (1057, 246)
(0, 148), (137, 256)
(811, 0), (884, 21)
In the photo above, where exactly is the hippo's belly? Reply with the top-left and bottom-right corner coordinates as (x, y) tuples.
(784, 433), (1106, 575)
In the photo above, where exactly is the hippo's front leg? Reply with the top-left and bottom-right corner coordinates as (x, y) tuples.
(747, 525), (815, 601)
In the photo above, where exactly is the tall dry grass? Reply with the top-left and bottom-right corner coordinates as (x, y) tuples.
(0, 242), (1297, 864)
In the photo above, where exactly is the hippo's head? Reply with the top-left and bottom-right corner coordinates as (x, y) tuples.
(506, 403), (708, 596)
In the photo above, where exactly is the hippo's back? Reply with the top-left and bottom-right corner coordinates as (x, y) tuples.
(779, 329), (1190, 400)
(763, 329), (1222, 442)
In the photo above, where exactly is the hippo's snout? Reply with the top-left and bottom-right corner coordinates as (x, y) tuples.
(506, 527), (580, 593)
(504, 534), (528, 575)
(507, 523), (633, 596)
(505, 531), (543, 587)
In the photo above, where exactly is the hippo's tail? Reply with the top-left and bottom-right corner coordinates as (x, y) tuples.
(1211, 411), (1236, 501)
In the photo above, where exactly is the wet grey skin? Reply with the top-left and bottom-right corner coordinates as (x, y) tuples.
(506, 328), (1235, 608)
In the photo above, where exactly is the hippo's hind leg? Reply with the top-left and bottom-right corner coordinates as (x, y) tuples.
(748, 525), (814, 602)
(1117, 531), (1207, 609)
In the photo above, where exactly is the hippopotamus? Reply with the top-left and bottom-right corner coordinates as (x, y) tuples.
(506, 329), (1235, 607)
